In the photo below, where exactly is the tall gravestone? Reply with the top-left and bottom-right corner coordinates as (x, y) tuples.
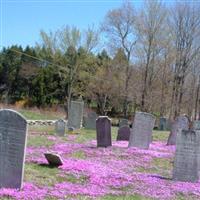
(119, 118), (129, 128)
(0, 109), (28, 189)
(83, 111), (98, 130)
(128, 112), (155, 149)
(167, 116), (189, 145)
(193, 120), (200, 130)
(116, 125), (130, 141)
(68, 101), (84, 129)
(55, 119), (66, 136)
(96, 116), (112, 147)
(173, 130), (200, 182)
(159, 117), (167, 131)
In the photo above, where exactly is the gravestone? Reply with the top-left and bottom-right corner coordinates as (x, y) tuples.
(128, 112), (155, 149)
(44, 153), (63, 167)
(167, 116), (189, 145)
(96, 116), (112, 147)
(68, 101), (84, 129)
(83, 111), (98, 129)
(173, 130), (200, 182)
(55, 119), (66, 136)
(116, 125), (130, 141)
(0, 109), (28, 189)
(159, 117), (167, 130)
(193, 120), (200, 130)
(119, 118), (129, 128)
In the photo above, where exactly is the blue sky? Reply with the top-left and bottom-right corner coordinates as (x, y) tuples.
(0, 0), (143, 49)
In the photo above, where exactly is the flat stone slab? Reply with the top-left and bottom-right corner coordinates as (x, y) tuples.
(167, 116), (189, 145)
(44, 153), (63, 167)
(96, 116), (112, 147)
(116, 126), (130, 141)
(173, 130), (200, 183)
(0, 109), (28, 189)
(128, 112), (155, 149)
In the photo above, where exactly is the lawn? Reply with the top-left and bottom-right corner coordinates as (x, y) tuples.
(0, 127), (199, 200)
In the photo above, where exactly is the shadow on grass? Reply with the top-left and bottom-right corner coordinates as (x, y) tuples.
(149, 174), (172, 180)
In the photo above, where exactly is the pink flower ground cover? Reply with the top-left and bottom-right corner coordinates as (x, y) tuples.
(1, 134), (200, 199)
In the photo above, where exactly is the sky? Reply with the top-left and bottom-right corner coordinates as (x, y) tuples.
(0, 0), (143, 49)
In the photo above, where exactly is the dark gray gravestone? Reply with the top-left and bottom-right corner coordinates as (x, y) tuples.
(167, 116), (189, 145)
(44, 153), (63, 167)
(128, 112), (155, 149)
(0, 109), (28, 189)
(119, 119), (129, 128)
(159, 117), (167, 130)
(68, 101), (84, 129)
(116, 125), (130, 141)
(193, 120), (200, 130)
(173, 130), (200, 182)
(55, 119), (66, 136)
(83, 111), (98, 129)
(96, 116), (112, 147)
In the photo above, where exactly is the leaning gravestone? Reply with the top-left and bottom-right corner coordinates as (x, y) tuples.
(159, 117), (167, 131)
(167, 116), (189, 145)
(0, 109), (28, 189)
(44, 153), (63, 167)
(55, 119), (66, 136)
(119, 118), (129, 128)
(173, 129), (200, 182)
(83, 111), (98, 129)
(116, 125), (130, 141)
(128, 112), (155, 149)
(68, 101), (84, 129)
(96, 116), (112, 147)
(193, 120), (200, 130)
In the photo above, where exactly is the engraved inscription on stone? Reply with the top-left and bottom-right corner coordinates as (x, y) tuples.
(0, 109), (28, 189)
(68, 101), (84, 129)
(173, 130), (200, 182)
(128, 112), (155, 149)
(167, 116), (189, 145)
(55, 119), (66, 136)
(96, 116), (112, 147)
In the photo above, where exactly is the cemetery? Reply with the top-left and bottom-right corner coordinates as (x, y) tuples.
(1, 0), (200, 199)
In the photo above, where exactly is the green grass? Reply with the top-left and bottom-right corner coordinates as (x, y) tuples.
(27, 134), (55, 147)
(152, 130), (170, 141)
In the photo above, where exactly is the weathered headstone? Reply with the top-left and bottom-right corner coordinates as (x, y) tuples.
(68, 101), (84, 129)
(0, 109), (28, 189)
(44, 153), (63, 167)
(119, 118), (129, 128)
(193, 120), (200, 130)
(167, 116), (189, 145)
(116, 125), (130, 141)
(55, 119), (66, 136)
(96, 116), (112, 147)
(173, 129), (200, 182)
(128, 112), (155, 149)
(159, 117), (167, 130)
(83, 111), (98, 129)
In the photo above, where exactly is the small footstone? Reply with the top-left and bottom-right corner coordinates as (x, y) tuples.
(44, 153), (63, 167)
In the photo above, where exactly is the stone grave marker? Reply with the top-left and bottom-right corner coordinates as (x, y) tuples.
(128, 112), (155, 149)
(44, 153), (63, 167)
(116, 125), (130, 141)
(55, 119), (66, 136)
(68, 101), (84, 129)
(193, 120), (200, 130)
(173, 129), (200, 182)
(96, 116), (112, 147)
(167, 116), (189, 145)
(0, 109), (28, 189)
(159, 117), (167, 131)
(83, 111), (98, 129)
(119, 118), (129, 128)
